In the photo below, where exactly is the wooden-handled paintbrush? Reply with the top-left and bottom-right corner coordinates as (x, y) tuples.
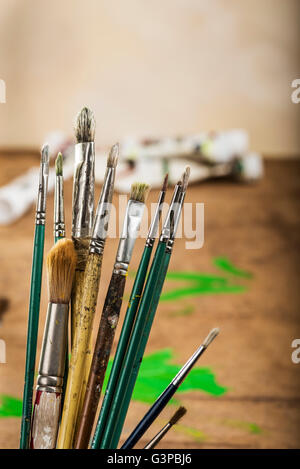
(74, 182), (150, 449)
(20, 144), (49, 449)
(30, 239), (76, 449)
(122, 329), (219, 449)
(92, 175), (167, 448)
(144, 406), (187, 449)
(57, 144), (118, 449)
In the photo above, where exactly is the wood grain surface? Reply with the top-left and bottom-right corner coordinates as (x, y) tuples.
(0, 152), (299, 448)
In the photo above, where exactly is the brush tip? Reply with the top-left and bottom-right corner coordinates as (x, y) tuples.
(47, 239), (77, 304)
(130, 182), (150, 203)
(107, 143), (119, 168)
(162, 174), (169, 192)
(41, 143), (49, 164)
(55, 152), (63, 176)
(202, 327), (220, 348)
(169, 406), (187, 426)
(75, 106), (95, 143)
(182, 166), (190, 192)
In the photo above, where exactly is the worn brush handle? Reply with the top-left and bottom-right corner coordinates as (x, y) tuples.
(93, 246), (152, 447)
(20, 224), (45, 449)
(30, 390), (61, 449)
(57, 252), (102, 449)
(75, 271), (126, 449)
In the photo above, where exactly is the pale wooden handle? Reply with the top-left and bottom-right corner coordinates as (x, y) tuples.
(57, 253), (102, 449)
(31, 391), (61, 449)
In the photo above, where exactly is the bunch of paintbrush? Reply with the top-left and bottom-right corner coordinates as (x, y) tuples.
(74, 182), (151, 448)
(92, 169), (190, 449)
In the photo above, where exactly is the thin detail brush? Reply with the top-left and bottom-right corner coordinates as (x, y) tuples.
(122, 329), (219, 449)
(92, 175), (167, 447)
(30, 239), (76, 449)
(57, 144), (118, 449)
(75, 182), (150, 448)
(20, 144), (49, 449)
(54, 152), (65, 243)
(144, 406), (187, 449)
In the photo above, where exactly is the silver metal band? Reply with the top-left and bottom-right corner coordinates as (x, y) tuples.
(36, 156), (49, 225)
(116, 200), (145, 265)
(72, 142), (95, 239)
(172, 344), (204, 387)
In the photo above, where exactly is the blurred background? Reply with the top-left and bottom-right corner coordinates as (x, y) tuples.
(0, 0), (299, 449)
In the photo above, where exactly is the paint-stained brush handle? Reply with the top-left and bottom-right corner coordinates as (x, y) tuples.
(75, 271), (126, 448)
(31, 390), (62, 449)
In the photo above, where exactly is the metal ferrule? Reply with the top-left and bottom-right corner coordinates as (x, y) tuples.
(159, 183), (182, 244)
(36, 303), (69, 393)
(172, 344), (205, 387)
(54, 175), (65, 238)
(72, 142), (95, 238)
(144, 423), (171, 449)
(113, 199), (145, 274)
(35, 158), (49, 225)
(165, 188), (186, 254)
(145, 190), (165, 248)
(89, 166), (116, 255)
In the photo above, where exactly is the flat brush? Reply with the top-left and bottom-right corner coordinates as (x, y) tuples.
(57, 144), (118, 449)
(93, 170), (189, 449)
(30, 239), (76, 449)
(20, 144), (49, 449)
(92, 175), (167, 448)
(144, 406), (187, 449)
(122, 329), (219, 449)
(75, 182), (150, 449)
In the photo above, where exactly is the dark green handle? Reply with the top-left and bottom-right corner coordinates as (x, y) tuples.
(92, 245), (152, 447)
(94, 242), (167, 449)
(20, 224), (45, 449)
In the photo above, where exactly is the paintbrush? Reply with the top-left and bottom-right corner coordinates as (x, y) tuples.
(92, 170), (189, 449)
(30, 239), (76, 449)
(20, 144), (49, 449)
(144, 406), (187, 449)
(92, 175), (167, 447)
(74, 182), (150, 449)
(57, 144), (118, 449)
(54, 152), (65, 243)
(122, 329), (219, 449)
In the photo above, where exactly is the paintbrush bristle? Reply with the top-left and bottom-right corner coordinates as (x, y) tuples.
(162, 174), (168, 192)
(169, 406), (187, 426)
(55, 152), (63, 176)
(47, 239), (77, 304)
(130, 183), (150, 203)
(202, 327), (220, 348)
(107, 143), (119, 168)
(182, 166), (190, 192)
(75, 107), (95, 143)
(41, 144), (49, 164)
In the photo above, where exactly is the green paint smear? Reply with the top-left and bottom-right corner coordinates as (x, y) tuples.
(103, 348), (227, 405)
(214, 257), (253, 278)
(222, 419), (262, 434)
(0, 394), (22, 418)
(174, 423), (207, 442)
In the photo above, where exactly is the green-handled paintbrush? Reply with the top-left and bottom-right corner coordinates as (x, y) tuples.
(91, 175), (168, 447)
(20, 144), (49, 449)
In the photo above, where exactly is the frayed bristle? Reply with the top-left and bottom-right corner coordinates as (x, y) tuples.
(130, 182), (150, 203)
(169, 407), (187, 426)
(182, 166), (190, 192)
(107, 143), (119, 168)
(202, 327), (219, 348)
(75, 107), (95, 143)
(41, 144), (49, 164)
(55, 152), (63, 176)
(47, 239), (77, 303)
(162, 174), (168, 192)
